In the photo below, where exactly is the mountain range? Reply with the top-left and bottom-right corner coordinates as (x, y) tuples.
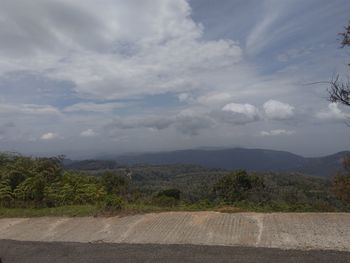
(113, 148), (349, 177)
(65, 148), (349, 177)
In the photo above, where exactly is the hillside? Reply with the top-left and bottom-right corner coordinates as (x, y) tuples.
(112, 148), (349, 177)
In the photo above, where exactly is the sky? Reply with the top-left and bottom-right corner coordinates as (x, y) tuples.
(0, 0), (349, 158)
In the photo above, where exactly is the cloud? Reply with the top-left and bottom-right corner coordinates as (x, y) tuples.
(260, 129), (295, 136)
(0, 103), (60, 115)
(107, 116), (174, 131)
(263, 100), (295, 120)
(277, 47), (312, 62)
(63, 102), (124, 113)
(316, 103), (350, 121)
(40, 132), (61, 140)
(0, 122), (16, 141)
(178, 93), (194, 103)
(197, 92), (232, 106)
(221, 103), (260, 124)
(0, 0), (243, 100)
(80, 129), (97, 137)
(0, 0), (350, 156)
(245, 0), (287, 55)
(175, 111), (214, 135)
(106, 111), (214, 136)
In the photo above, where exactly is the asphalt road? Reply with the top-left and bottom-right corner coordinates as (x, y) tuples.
(1, 240), (350, 263)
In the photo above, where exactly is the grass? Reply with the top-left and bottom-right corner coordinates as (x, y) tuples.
(0, 205), (99, 218)
(0, 202), (227, 218)
(0, 201), (347, 218)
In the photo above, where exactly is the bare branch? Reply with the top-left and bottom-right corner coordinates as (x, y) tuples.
(339, 21), (350, 48)
(328, 75), (350, 107)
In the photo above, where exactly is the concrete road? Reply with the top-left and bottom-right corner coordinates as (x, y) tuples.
(1, 240), (350, 263)
(1, 212), (350, 251)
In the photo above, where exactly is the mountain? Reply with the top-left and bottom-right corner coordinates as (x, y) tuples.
(64, 159), (125, 170)
(114, 148), (349, 177)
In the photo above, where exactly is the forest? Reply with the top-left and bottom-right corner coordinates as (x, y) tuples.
(0, 152), (349, 216)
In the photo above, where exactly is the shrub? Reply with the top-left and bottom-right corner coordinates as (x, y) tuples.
(213, 170), (265, 203)
(332, 155), (350, 205)
(153, 195), (179, 207)
(0, 179), (13, 208)
(101, 172), (128, 195)
(101, 195), (124, 211)
(156, 188), (181, 200)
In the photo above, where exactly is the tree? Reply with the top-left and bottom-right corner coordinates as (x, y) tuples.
(328, 21), (350, 107)
(332, 155), (350, 205)
(156, 188), (181, 200)
(14, 175), (46, 205)
(33, 156), (64, 184)
(339, 22), (350, 48)
(0, 179), (13, 207)
(101, 172), (128, 196)
(213, 170), (265, 203)
(328, 22), (350, 206)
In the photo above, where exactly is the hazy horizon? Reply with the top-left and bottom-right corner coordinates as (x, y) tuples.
(0, 0), (350, 158)
(14, 146), (350, 161)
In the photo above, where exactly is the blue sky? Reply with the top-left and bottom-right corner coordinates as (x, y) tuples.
(0, 0), (349, 158)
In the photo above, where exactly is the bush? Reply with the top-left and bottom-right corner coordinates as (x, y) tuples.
(0, 179), (13, 208)
(101, 172), (129, 196)
(153, 195), (179, 207)
(156, 188), (181, 200)
(101, 195), (123, 211)
(213, 170), (265, 203)
(332, 155), (350, 205)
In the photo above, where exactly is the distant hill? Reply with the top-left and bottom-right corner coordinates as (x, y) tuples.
(65, 148), (349, 177)
(65, 159), (125, 170)
(113, 148), (349, 177)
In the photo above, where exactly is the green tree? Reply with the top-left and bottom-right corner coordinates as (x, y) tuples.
(213, 170), (265, 203)
(157, 188), (181, 200)
(33, 156), (64, 184)
(0, 179), (13, 207)
(74, 183), (106, 205)
(14, 175), (46, 205)
(332, 155), (350, 205)
(101, 172), (128, 196)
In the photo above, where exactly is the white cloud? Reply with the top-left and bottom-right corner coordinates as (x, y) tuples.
(0, 0), (243, 100)
(260, 129), (295, 136)
(40, 132), (61, 140)
(178, 93), (194, 103)
(277, 47), (312, 62)
(197, 92), (232, 106)
(245, 1), (287, 55)
(0, 0), (349, 156)
(80, 129), (97, 137)
(63, 102), (124, 113)
(106, 110), (214, 136)
(107, 115), (174, 130)
(0, 103), (60, 115)
(210, 102), (262, 126)
(263, 100), (294, 120)
(316, 103), (350, 121)
(222, 103), (260, 121)
(175, 110), (214, 135)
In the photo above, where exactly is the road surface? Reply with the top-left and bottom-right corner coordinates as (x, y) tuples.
(1, 239), (350, 263)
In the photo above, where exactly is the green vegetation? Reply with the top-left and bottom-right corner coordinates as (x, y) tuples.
(0, 152), (348, 217)
(0, 205), (98, 217)
(332, 155), (350, 204)
(0, 153), (124, 211)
